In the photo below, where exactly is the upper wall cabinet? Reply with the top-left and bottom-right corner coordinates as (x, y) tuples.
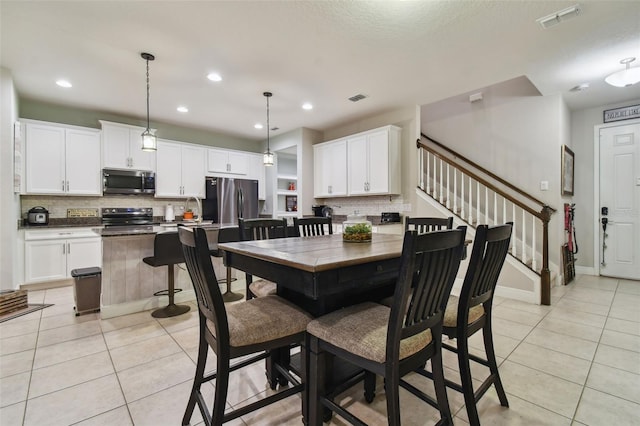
(314, 125), (401, 198)
(347, 125), (401, 196)
(24, 121), (101, 195)
(207, 148), (248, 175)
(314, 139), (347, 198)
(101, 120), (156, 171)
(156, 139), (205, 198)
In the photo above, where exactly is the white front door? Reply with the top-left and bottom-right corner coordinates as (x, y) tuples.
(599, 122), (640, 280)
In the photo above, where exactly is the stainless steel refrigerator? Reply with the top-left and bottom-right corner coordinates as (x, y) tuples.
(202, 177), (259, 224)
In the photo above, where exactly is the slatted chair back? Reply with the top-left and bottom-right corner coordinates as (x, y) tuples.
(292, 217), (333, 237)
(405, 216), (453, 234)
(178, 227), (229, 345)
(387, 227), (467, 360)
(460, 222), (513, 311)
(238, 218), (288, 241)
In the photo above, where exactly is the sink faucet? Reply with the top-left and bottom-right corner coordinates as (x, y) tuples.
(184, 197), (202, 223)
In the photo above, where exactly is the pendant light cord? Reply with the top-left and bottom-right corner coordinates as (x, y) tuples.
(266, 94), (270, 152)
(146, 58), (150, 130)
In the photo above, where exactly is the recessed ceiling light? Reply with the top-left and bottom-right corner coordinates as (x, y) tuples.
(56, 79), (72, 88)
(254, 123), (263, 129)
(207, 72), (222, 82)
(177, 106), (189, 113)
(302, 103), (313, 110)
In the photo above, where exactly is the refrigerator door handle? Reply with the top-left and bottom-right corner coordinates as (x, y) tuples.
(237, 188), (244, 220)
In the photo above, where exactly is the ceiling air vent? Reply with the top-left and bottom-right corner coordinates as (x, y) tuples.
(271, 127), (279, 131)
(348, 94), (368, 102)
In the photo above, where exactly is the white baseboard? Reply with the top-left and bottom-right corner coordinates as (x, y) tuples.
(100, 289), (197, 319)
(495, 285), (538, 304)
(575, 266), (596, 276)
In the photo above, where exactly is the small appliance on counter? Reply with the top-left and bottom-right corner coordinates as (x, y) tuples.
(380, 212), (401, 223)
(312, 205), (326, 217)
(164, 204), (175, 222)
(27, 206), (49, 225)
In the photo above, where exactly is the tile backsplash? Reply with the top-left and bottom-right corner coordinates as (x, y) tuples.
(316, 195), (410, 217)
(20, 195), (189, 219)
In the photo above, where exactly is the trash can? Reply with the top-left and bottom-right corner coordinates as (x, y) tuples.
(71, 267), (101, 316)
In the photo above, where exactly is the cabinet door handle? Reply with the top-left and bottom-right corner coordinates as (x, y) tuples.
(67, 243), (71, 254)
(328, 185), (332, 194)
(62, 243), (66, 255)
(66, 180), (69, 192)
(62, 180), (66, 191)
(227, 163), (231, 172)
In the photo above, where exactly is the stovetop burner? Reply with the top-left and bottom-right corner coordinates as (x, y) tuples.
(102, 207), (154, 226)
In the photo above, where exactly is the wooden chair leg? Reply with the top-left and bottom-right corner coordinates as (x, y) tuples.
(431, 344), (453, 425)
(483, 321), (509, 407)
(211, 356), (230, 426)
(182, 328), (208, 425)
(457, 336), (480, 426)
(364, 371), (376, 403)
(307, 336), (326, 426)
(385, 369), (401, 426)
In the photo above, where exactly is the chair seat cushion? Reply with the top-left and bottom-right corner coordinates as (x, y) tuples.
(207, 296), (313, 347)
(307, 302), (432, 364)
(443, 295), (485, 327)
(249, 279), (277, 297)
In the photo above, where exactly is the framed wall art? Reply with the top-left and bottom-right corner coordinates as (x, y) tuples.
(561, 145), (574, 196)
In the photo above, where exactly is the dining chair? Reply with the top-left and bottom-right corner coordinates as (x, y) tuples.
(238, 218), (288, 299)
(178, 226), (313, 426)
(419, 222), (513, 426)
(292, 217), (333, 237)
(306, 227), (467, 426)
(405, 216), (454, 233)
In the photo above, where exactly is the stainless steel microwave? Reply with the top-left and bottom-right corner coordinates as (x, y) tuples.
(103, 169), (155, 195)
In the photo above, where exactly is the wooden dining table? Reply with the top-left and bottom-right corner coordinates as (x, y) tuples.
(218, 232), (406, 317)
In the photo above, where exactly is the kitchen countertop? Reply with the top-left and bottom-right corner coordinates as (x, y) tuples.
(97, 222), (239, 237)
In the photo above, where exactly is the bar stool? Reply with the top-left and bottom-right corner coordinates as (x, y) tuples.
(210, 226), (243, 302)
(143, 232), (191, 318)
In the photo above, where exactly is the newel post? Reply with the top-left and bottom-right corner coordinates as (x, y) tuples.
(540, 205), (553, 305)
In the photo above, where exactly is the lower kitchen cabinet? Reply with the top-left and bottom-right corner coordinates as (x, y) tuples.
(24, 229), (102, 284)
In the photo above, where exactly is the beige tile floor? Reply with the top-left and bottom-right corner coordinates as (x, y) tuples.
(1, 274), (639, 425)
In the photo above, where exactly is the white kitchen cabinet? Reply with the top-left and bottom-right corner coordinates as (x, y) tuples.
(24, 228), (102, 284)
(155, 140), (205, 198)
(245, 153), (267, 200)
(347, 125), (401, 196)
(101, 121), (156, 171)
(24, 121), (101, 195)
(207, 148), (248, 175)
(314, 139), (347, 198)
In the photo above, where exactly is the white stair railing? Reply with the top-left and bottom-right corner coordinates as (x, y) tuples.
(417, 136), (555, 305)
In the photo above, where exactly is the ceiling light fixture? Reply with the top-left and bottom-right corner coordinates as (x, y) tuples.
(605, 57), (640, 87)
(536, 4), (581, 29)
(254, 123), (263, 129)
(140, 52), (157, 151)
(56, 79), (72, 88)
(177, 106), (189, 113)
(302, 102), (313, 110)
(263, 91), (274, 166)
(207, 72), (222, 82)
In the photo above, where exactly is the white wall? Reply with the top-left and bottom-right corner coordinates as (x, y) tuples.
(422, 93), (569, 276)
(571, 98), (640, 270)
(0, 67), (20, 289)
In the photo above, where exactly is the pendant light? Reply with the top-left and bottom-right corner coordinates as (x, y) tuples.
(141, 52), (157, 151)
(263, 91), (274, 166)
(605, 57), (640, 87)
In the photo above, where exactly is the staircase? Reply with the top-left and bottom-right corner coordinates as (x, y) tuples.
(417, 135), (556, 305)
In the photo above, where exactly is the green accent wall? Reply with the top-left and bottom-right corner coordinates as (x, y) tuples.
(19, 98), (261, 152)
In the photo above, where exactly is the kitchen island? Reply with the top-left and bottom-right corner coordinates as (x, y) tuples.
(96, 224), (237, 318)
